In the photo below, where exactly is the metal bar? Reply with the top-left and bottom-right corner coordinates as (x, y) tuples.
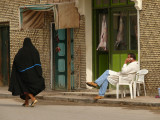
(137, 10), (140, 70)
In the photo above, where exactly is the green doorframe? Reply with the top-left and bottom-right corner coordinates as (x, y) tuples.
(92, 0), (137, 81)
(92, 8), (110, 80)
(0, 25), (10, 86)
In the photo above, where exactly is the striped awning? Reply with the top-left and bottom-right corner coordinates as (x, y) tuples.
(20, 3), (80, 30)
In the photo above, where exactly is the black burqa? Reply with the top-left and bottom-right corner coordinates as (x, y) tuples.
(9, 38), (45, 100)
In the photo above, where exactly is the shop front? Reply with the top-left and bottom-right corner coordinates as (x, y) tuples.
(93, 0), (139, 88)
(17, 2), (80, 91)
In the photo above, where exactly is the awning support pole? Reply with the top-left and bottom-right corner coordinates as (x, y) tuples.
(67, 28), (71, 91)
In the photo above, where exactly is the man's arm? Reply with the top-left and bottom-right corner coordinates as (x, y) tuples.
(121, 64), (133, 74)
(121, 58), (135, 74)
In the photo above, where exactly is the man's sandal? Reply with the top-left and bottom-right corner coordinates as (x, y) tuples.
(86, 82), (98, 88)
(94, 95), (104, 100)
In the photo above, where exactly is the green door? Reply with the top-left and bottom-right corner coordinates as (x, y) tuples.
(0, 26), (10, 86)
(55, 29), (67, 90)
(110, 8), (138, 72)
(52, 24), (74, 90)
(93, 10), (109, 80)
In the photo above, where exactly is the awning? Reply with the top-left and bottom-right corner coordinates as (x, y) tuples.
(20, 3), (80, 30)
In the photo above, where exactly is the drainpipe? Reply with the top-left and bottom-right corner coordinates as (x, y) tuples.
(50, 22), (53, 89)
(131, 0), (142, 70)
(137, 10), (140, 70)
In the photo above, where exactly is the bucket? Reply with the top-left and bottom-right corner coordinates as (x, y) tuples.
(158, 88), (160, 96)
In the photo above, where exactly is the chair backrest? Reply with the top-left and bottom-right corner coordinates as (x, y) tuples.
(136, 69), (148, 82)
(119, 73), (136, 84)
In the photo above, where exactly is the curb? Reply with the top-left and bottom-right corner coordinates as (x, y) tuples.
(43, 96), (95, 103)
(0, 93), (18, 98)
(97, 99), (160, 107)
(42, 95), (160, 107)
(1, 93), (160, 107)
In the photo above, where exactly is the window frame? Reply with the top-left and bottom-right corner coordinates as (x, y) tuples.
(93, 0), (134, 9)
(110, 7), (137, 54)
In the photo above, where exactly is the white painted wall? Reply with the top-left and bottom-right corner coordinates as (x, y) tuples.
(84, 0), (92, 87)
(76, 0), (92, 88)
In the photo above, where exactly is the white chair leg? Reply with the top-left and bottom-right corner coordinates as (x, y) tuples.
(121, 90), (123, 98)
(133, 82), (136, 98)
(120, 86), (124, 98)
(116, 84), (119, 99)
(137, 83), (140, 96)
(123, 89), (126, 98)
(129, 84), (133, 99)
(143, 83), (146, 96)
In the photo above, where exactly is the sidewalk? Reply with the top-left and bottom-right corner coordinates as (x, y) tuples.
(0, 87), (160, 107)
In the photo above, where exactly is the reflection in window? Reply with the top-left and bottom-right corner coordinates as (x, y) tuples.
(129, 11), (137, 50)
(97, 13), (108, 51)
(113, 12), (127, 50)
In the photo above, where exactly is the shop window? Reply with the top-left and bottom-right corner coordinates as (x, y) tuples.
(97, 13), (108, 51)
(113, 12), (127, 50)
(112, 10), (137, 51)
(129, 11), (137, 50)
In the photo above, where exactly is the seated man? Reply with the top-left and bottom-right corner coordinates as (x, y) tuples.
(86, 53), (139, 100)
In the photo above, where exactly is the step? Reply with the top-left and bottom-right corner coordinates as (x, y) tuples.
(42, 95), (160, 107)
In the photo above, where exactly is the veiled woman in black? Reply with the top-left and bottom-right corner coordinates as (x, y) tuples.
(9, 37), (45, 107)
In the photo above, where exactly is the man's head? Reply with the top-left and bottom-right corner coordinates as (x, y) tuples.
(127, 53), (136, 63)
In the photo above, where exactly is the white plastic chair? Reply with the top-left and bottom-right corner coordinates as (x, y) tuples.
(116, 73), (136, 99)
(135, 69), (148, 97)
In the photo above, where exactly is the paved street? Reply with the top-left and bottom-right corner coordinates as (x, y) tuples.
(0, 98), (160, 120)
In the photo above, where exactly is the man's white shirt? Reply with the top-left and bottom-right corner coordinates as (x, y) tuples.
(108, 61), (139, 85)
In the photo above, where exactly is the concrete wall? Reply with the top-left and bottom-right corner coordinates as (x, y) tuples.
(140, 0), (160, 95)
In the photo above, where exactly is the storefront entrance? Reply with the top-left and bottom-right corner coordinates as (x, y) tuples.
(51, 24), (74, 90)
(0, 25), (10, 86)
(93, 0), (138, 85)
